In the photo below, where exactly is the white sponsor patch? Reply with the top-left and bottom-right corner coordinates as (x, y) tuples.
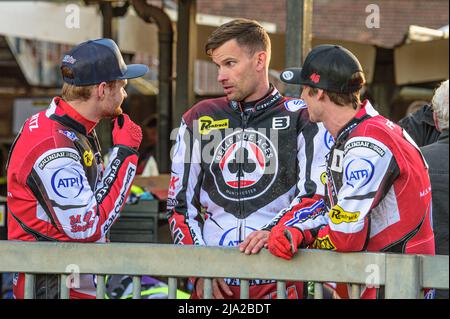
(272, 116), (290, 129)
(281, 70), (294, 81)
(284, 99), (307, 112)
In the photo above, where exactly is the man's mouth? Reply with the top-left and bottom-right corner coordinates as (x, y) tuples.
(223, 86), (233, 94)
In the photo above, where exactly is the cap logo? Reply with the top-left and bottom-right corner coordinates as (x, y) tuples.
(62, 55), (77, 64)
(310, 73), (320, 84)
(282, 71), (294, 81)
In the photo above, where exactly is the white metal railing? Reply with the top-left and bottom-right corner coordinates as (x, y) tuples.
(0, 241), (448, 299)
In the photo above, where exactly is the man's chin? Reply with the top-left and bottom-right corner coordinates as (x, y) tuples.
(226, 93), (242, 101)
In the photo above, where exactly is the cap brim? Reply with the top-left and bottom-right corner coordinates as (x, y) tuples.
(280, 67), (304, 85)
(119, 64), (149, 80)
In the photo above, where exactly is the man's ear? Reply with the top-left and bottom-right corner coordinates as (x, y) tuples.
(95, 82), (107, 100)
(316, 89), (325, 101)
(255, 51), (267, 71)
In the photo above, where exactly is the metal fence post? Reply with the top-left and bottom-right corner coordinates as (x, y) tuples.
(277, 281), (287, 299)
(385, 254), (421, 298)
(168, 277), (177, 299)
(24, 273), (35, 299)
(96, 275), (106, 299)
(60, 274), (70, 299)
(240, 279), (249, 299)
(132, 276), (142, 299)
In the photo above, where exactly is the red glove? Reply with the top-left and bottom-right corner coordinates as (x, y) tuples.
(112, 114), (142, 150)
(268, 226), (304, 260)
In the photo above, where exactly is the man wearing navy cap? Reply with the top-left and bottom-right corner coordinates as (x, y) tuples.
(262, 44), (435, 298)
(7, 38), (148, 299)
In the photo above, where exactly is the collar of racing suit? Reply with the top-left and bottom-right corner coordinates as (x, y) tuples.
(227, 84), (284, 115)
(49, 97), (97, 135)
(334, 99), (376, 145)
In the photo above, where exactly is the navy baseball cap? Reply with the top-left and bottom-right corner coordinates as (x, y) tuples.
(61, 38), (149, 86)
(280, 44), (365, 94)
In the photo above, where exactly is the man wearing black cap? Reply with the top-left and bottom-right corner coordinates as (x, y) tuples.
(265, 44), (435, 298)
(6, 38), (148, 299)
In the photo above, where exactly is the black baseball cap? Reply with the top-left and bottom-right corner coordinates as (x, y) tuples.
(280, 44), (365, 93)
(61, 38), (149, 86)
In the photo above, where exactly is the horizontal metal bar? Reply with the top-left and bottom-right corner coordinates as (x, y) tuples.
(0, 242), (388, 285)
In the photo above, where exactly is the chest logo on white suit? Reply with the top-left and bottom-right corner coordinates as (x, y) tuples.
(210, 129), (278, 201)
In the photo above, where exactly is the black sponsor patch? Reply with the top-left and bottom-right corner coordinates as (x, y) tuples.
(344, 140), (385, 157)
(38, 151), (80, 169)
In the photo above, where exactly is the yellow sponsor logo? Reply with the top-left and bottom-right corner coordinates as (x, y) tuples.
(329, 205), (360, 224)
(311, 235), (336, 250)
(320, 172), (327, 185)
(83, 150), (94, 167)
(198, 116), (229, 135)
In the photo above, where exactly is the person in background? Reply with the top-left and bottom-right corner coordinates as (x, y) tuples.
(6, 38), (147, 299)
(420, 79), (449, 299)
(398, 101), (440, 147)
(137, 115), (159, 176)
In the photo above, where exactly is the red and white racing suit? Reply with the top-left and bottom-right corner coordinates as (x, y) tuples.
(266, 101), (435, 299)
(167, 86), (329, 298)
(7, 97), (138, 299)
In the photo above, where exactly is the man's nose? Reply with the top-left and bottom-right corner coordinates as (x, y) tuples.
(217, 69), (228, 83)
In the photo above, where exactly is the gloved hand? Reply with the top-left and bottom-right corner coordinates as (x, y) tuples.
(268, 226), (304, 260)
(112, 114), (142, 150)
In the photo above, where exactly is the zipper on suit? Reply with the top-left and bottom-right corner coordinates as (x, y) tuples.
(238, 111), (251, 219)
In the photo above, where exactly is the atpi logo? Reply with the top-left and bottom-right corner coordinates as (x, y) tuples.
(51, 168), (84, 199)
(345, 158), (374, 188)
(219, 226), (256, 246)
(323, 130), (335, 150)
(198, 116), (229, 135)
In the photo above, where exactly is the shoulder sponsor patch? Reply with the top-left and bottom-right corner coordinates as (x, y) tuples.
(51, 167), (84, 199)
(58, 130), (79, 141)
(311, 235), (336, 250)
(38, 151), (81, 169)
(284, 99), (307, 112)
(344, 140), (385, 157)
(344, 158), (375, 188)
(83, 150), (94, 167)
(198, 116), (229, 135)
(329, 205), (360, 224)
